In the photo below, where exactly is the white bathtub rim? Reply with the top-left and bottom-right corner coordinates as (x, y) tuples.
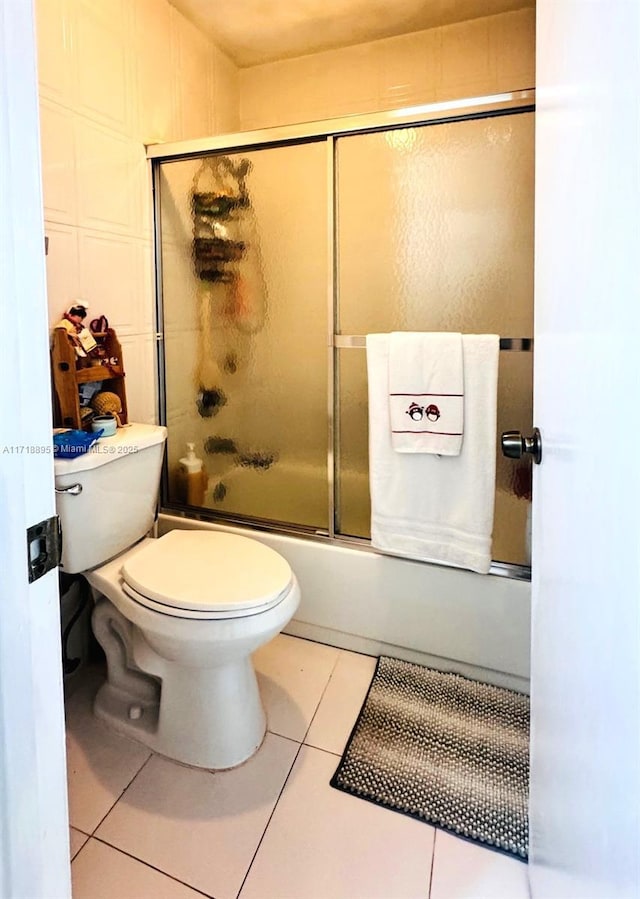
(158, 513), (531, 689)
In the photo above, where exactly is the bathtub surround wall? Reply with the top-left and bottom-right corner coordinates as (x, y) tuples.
(36, 0), (239, 423)
(238, 9), (535, 130)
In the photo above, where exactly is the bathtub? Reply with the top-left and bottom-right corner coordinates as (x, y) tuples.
(158, 509), (531, 694)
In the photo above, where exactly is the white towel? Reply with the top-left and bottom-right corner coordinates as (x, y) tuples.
(389, 332), (464, 455)
(366, 333), (499, 575)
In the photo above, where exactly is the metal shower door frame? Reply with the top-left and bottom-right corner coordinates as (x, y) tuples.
(149, 89), (535, 580)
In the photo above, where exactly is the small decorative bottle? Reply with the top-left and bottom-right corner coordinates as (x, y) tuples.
(177, 443), (207, 506)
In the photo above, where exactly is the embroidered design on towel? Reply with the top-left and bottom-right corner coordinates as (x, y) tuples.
(387, 332), (465, 455)
(407, 402), (426, 421)
(390, 392), (463, 436)
(406, 402), (441, 422)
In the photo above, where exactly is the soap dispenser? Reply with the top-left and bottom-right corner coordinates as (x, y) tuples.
(177, 442), (207, 506)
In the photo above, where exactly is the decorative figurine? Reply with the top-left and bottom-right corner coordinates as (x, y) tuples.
(54, 300), (98, 360)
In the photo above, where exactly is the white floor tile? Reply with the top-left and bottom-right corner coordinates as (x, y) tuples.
(253, 634), (340, 742)
(66, 668), (152, 833)
(72, 839), (206, 899)
(429, 831), (529, 899)
(96, 733), (299, 899)
(70, 826), (89, 860)
(239, 744), (434, 899)
(305, 650), (377, 755)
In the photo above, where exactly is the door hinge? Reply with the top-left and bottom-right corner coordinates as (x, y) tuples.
(27, 515), (62, 583)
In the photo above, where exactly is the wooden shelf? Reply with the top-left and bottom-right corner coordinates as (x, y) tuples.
(51, 327), (128, 430)
(75, 364), (125, 384)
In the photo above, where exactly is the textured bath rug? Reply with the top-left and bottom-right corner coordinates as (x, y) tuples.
(330, 657), (530, 860)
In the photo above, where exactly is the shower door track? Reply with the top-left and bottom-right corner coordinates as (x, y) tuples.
(146, 90), (535, 162)
(150, 89), (535, 582)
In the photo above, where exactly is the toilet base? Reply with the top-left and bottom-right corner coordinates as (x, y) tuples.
(86, 553), (300, 770)
(93, 655), (267, 769)
(89, 579), (300, 769)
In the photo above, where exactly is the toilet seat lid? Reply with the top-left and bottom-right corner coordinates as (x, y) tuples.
(122, 530), (293, 613)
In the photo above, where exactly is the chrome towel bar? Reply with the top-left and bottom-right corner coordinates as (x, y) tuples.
(333, 335), (533, 351)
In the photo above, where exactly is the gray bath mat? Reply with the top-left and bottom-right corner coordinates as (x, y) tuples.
(330, 657), (529, 860)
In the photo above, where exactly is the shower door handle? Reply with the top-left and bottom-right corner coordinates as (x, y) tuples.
(501, 428), (542, 464)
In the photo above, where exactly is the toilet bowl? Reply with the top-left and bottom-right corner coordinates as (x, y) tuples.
(54, 424), (300, 769)
(88, 530), (300, 769)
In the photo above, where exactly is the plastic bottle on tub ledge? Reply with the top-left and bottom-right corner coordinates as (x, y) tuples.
(177, 442), (208, 506)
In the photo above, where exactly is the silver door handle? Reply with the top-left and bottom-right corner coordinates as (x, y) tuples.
(501, 428), (542, 464)
(55, 483), (83, 495)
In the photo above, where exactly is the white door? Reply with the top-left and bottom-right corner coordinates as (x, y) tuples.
(0, 0), (71, 896)
(530, 0), (640, 897)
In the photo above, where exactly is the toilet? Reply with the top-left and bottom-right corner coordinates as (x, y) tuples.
(54, 423), (300, 769)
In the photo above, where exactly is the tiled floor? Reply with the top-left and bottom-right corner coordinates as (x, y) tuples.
(67, 635), (530, 899)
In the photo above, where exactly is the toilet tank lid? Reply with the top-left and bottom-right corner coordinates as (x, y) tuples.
(122, 530), (293, 612)
(53, 424), (167, 476)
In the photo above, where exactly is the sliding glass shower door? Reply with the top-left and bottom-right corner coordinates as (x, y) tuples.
(158, 141), (329, 529)
(335, 113), (535, 564)
(154, 101), (535, 567)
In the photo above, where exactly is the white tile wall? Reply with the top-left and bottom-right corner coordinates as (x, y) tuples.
(173, 9), (214, 140)
(494, 9), (537, 92)
(74, 120), (141, 235)
(43, 223), (80, 330)
(212, 46), (241, 135)
(37, 0), (239, 425)
(132, 0), (180, 145)
(35, 0), (73, 105)
(378, 29), (440, 110)
(77, 232), (150, 335)
(40, 99), (77, 224)
(440, 16), (494, 99)
(74, 0), (133, 135)
(120, 334), (158, 423)
(239, 9), (535, 130)
(323, 43), (381, 117)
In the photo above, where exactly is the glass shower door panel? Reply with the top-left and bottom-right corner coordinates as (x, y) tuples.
(336, 349), (370, 539)
(335, 113), (534, 565)
(337, 113), (534, 335)
(159, 141), (328, 528)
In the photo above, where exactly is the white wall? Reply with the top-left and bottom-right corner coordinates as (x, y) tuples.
(239, 9), (535, 130)
(36, 0), (239, 424)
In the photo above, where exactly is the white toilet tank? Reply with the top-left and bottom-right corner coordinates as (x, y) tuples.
(54, 423), (168, 574)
